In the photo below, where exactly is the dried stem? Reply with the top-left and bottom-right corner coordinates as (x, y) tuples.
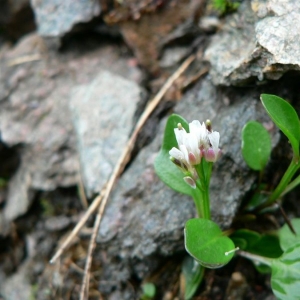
(8, 54), (42, 66)
(49, 192), (104, 264)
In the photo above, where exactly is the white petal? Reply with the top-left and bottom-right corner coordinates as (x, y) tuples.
(208, 131), (220, 152)
(174, 127), (187, 146)
(179, 144), (190, 164)
(189, 120), (201, 137)
(200, 122), (208, 140)
(185, 133), (198, 152)
(169, 147), (184, 160)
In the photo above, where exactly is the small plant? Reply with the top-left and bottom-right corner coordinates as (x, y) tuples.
(141, 283), (156, 300)
(211, 0), (240, 14)
(155, 94), (300, 299)
(155, 116), (236, 269)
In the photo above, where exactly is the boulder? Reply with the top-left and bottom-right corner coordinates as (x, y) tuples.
(205, 0), (300, 86)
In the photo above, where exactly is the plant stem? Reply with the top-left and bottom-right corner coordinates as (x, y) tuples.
(238, 250), (273, 267)
(281, 173), (300, 197)
(258, 160), (300, 210)
(200, 187), (211, 220)
(194, 163), (212, 220)
(202, 162), (212, 220)
(193, 183), (204, 218)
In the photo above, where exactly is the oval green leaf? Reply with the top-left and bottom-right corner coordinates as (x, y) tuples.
(271, 242), (300, 300)
(261, 94), (300, 159)
(181, 256), (204, 300)
(241, 121), (271, 171)
(154, 114), (195, 196)
(184, 218), (235, 269)
(231, 229), (282, 258)
(141, 283), (156, 299)
(231, 229), (261, 250)
(278, 218), (300, 251)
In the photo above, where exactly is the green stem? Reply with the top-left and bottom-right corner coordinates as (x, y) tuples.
(202, 162), (212, 220)
(200, 186), (211, 220)
(258, 160), (300, 210)
(281, 173), (300, 197)
(193, 183), (204, 218)
(193, 181), (211, 219)
(238, 250), (273, 267)
(205, 162), (213, 186)
(194, 163), (212, 220)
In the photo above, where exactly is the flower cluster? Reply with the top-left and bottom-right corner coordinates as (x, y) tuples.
(169, 120), (221, 188)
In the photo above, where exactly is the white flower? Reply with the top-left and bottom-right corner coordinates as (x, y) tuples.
(172, 124), (202, 166)
(189, 120), (209, 149)
(169, 119), (221, 187)
(204, 131), (221, 162)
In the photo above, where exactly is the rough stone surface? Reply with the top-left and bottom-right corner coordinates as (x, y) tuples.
(204, 0), (300, 86)
(0, 261), (32, 300)
(0, 32), (142, 222)
(111, 0), (204, 73)
(96, 77), (280, 296)
(69, 71), (142, 196)
(4, 160), (33, 222)
(255, 0), (300, 65)
(31, 0), (101, 37)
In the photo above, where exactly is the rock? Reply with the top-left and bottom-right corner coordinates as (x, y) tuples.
(0, 32), (143, 222)
(159, 46), (190, 69)
(106, 0), (204, 73)
(30, 0), (101, 38)
(0, 261), (32, 300)
(95, 77), (279, 296)
(204, 0), (300, 86)
(3, 160), (33, 222)
(256, 0), (300, 66)
(44, 215), (71, 232)
(69, 71), (143, 197)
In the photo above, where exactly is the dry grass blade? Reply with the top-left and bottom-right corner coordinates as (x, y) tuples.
(7, 54), (42, 66)
(49, 192), (104, 264)
(79, 54), (196, 300)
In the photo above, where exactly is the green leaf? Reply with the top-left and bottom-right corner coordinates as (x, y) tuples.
(231, 229), (261, 250)
(255, 263), (272, 274)
(261, 94), (300, 159)
(154, 114), (195, 196)
(271, 242), (300, 300)
(241, 121), (271, 171)
(231, 229), (282, 258)
(249, 235), (283, 258)
(279, 218), (300, 251)
(141, 283), (156, 300)
(184, 218), (235, 268)
(181, 256), (204, 300)
(246, 192), (268, 211)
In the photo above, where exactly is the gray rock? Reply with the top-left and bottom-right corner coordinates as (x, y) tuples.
(0, 33), (143, 223)
(30, 0), (101, 37)
(204, 0), (300, 86)
(69, 71), (142, 197)
(96, 77), (279, 294)
(256, 1), (300, 66)
(3, 159), (33, 222)
(0, 261), (32, 300)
